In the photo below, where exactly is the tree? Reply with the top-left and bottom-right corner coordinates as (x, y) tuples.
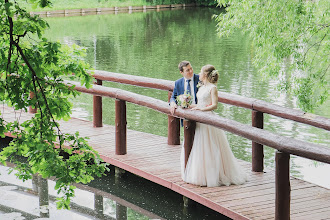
(215, 0), (329, 112)
(0, 0), (107, 209)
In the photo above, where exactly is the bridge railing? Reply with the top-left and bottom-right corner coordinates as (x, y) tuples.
(90, 70), (330, 170)
(60, 70), (330, 220)
(64, 78), (330, 163)
(91, 70), (329, 129)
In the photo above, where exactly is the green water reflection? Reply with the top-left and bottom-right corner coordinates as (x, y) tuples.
(44, 8), (330, 187)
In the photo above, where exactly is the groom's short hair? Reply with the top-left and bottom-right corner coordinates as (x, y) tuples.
(178, 61), (190, 72)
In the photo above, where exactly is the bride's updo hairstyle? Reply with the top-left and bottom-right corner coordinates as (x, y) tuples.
(203, 64), (219, 84)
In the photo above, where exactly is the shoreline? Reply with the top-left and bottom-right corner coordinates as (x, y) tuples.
(30, 3), (198, 17)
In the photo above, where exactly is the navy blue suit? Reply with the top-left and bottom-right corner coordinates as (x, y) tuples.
(170, 74), (199, 104)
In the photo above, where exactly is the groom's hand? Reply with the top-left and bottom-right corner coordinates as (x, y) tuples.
(170, 102), (177, 115)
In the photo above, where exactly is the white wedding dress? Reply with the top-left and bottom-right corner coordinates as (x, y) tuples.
(181, 84), (248, 187)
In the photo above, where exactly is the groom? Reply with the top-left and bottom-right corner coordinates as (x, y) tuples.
(170, 60), (199, 115)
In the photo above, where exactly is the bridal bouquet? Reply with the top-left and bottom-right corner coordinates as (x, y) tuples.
(176, 92), (192, 108)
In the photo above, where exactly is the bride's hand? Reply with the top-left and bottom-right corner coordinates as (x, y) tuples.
(189, 104), (197, 109)
(191, 106), (201, 110)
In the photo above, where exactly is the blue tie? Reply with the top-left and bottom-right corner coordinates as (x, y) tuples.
(186, 79), (191, 95)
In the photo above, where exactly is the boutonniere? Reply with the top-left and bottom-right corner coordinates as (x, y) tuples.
(196, 81), (203, 88)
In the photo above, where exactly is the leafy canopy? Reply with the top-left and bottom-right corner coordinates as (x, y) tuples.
(0, 0), (107, 209)
(216, 0), (329, 111)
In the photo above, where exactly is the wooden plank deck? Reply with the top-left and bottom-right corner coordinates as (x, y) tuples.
(1, 106), (330, 219)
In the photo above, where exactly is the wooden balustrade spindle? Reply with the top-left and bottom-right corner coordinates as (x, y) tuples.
(275, 151), (291, 220)
(93, 79), (103, 127)
(252, 110), (264, 172)
(115, 99), (127, 155)
(167, 91), (180, 145)
(183, 119), (196, 168)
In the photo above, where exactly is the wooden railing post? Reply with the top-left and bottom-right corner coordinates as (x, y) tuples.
(94, 194), (104, 218)
(115, 99), (127, 155)
(32, 174), (39, 192)
(183, 119), (196, 168)
(252, 110), (264, 172)
(116, 202), (127, 220)
(93, 79), (103, 127)
(168, 91), (180, 145)
(38, 176), (49, 218)
(275, 151), (291, 220)
(29, 92), (37, 114)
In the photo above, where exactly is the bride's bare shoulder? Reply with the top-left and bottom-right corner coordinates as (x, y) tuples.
(209, 84), (217, 90)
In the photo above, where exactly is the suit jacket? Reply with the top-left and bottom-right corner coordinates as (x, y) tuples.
(170, 74), (199, 104)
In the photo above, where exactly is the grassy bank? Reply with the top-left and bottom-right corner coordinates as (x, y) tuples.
(17, 0), (194, 12)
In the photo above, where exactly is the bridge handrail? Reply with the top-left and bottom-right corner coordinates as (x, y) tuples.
(66, 80), (330, 164)
(92, 70), (330, 131)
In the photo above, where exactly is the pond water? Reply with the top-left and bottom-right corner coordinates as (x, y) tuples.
(1, 6), (329, 219)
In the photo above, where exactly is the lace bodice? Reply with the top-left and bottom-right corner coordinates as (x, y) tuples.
(196, 84), (217, 108)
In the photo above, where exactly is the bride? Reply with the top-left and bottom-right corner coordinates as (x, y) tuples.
(180, 64), (248, 187)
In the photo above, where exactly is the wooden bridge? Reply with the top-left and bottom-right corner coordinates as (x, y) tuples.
(2, 70), (330, 219)
(29, 3), (198, 17)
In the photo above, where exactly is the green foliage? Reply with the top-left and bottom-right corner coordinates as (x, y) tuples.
(0, 0), (107, 209)
(215, 0), (329, 112)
